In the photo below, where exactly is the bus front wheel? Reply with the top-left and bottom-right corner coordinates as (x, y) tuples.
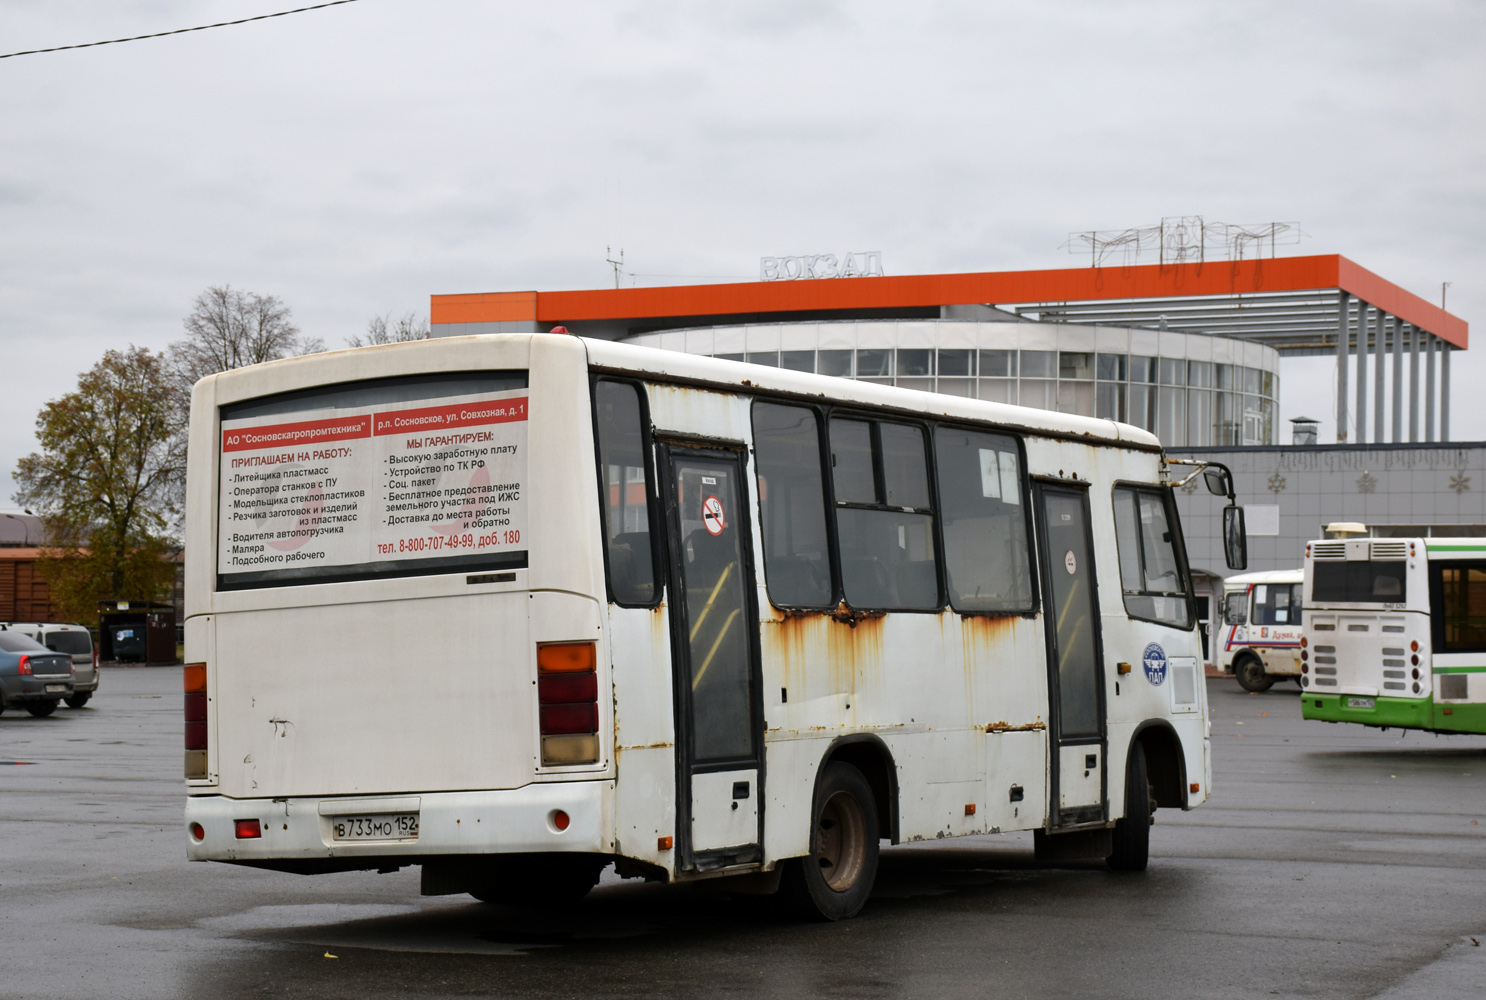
(780, 761), (880, 921)
(1107, 742), (1152, 871)
(1235, 655), (1273, 693)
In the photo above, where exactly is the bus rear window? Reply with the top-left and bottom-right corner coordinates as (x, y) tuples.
(1311, 562), (1407, 603)
(217, 371), (528, 590)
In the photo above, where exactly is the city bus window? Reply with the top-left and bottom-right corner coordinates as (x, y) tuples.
(933, 427), (1033, 613)
(752, 402), (833, 608)
(831, 417), (938, 610)
(1312, 561), (1407, 603)
(594, 380), (657, 605)
(880, 423), (931, 509)
(1251, 583), (1299, 625)
(1438, 565), (1486, 651)
(1112, 486), (1192, 628)
(829, 417), (875, 503)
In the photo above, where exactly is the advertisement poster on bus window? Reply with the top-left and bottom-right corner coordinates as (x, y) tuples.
(217, 387), (528, 586)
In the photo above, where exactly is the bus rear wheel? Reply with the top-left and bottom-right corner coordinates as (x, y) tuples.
(779, 761), (879, 921)
(1107, 742), (1152, 871)
(1235, 655), (1273, 692)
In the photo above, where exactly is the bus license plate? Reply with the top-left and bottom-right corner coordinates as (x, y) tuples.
(330, 814), (419, 841)
(1346, 697), (1375, 709)
(44, 684), (66, 694)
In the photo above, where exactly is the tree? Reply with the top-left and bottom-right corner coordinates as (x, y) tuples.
(347, 311), (430, 347)
(13, 347), (184, 619)
(169, 285), (324, 400)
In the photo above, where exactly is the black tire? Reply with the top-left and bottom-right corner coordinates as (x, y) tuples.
(779, 761), (880, 921)
(64, 692), (92, 709)
(25, 700), (58, 718)
(1234, 655), (1274, 693)
(1107, 741), (1153, 871)
(467, 854), (604, 905)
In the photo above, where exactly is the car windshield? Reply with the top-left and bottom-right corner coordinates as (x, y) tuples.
(0, 631), (46, 653)
(44, 631), (93, 655)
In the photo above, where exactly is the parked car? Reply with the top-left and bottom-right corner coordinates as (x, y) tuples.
(0, 630), (74, 717)
(0, 622), (98, 708)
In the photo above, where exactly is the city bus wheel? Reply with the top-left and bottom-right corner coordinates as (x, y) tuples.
(779, 761), (879, 921)
(25, 700), (58, 718)
(1234, 656), (1273, 693)
(1107, 742), (1151, 871)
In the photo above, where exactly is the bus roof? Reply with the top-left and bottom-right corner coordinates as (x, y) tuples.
(581, 336), (1162, 451)
(1222, 569), (1303, 587)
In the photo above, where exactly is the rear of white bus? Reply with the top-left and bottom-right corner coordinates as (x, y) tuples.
(1300, 537), (1430, 728)
(182, 334), (618, 893)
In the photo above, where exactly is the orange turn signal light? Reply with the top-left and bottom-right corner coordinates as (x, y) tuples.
(184, 662), (206, 693)
(657, 836), (673, 851)
(964, 804), (976, 816)
(538, 642), (596, 673)
(1190, 783), (1201, 794)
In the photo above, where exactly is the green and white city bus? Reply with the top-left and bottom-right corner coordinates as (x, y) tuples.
(1301, 532), (1486, 734)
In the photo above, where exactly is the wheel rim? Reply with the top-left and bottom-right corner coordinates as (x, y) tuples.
(816, 790), (867, 892)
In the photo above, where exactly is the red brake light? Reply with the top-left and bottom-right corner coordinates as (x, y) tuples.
(541, 702), (599, 735)
(17, 654), (30, 676)
(551, 810), (571, 831)
(234, 819), (262, 839)
(189, 822), (205, 841)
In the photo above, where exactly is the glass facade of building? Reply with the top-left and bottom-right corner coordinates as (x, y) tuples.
(628, 320), (1280, 447)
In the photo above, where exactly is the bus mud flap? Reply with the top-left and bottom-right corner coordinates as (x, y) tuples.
(1033, 828), (1112, 862)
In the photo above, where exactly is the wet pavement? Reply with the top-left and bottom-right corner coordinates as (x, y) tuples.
(2, 669), (1483, 999)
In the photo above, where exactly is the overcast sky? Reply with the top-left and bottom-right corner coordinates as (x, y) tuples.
(2, 0), (1482, 509)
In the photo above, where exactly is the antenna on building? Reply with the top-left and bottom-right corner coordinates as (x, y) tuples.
(1442, 281), (1451, 310)
(606, 245), (625, 289)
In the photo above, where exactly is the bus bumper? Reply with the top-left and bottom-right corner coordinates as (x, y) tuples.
(1301, 693), (1436, 729)
(184, 782), (613, 864)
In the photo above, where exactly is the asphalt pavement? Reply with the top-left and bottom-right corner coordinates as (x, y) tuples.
(2, 668), (1483, 1000)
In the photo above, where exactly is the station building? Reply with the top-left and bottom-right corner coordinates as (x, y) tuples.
(431, 254), (1470, 659)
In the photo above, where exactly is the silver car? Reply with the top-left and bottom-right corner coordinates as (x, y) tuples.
(0, 623), (97, 708)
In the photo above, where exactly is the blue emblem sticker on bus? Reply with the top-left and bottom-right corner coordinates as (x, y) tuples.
(1142, 643), (1167, 685)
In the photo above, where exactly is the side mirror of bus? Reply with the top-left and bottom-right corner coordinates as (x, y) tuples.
(1204, 467), (1232, 497)
(1223, 505), (1248, 571)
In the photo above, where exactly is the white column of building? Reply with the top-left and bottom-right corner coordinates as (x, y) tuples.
(1391, 319), (1404, 442)
(1373, 308), (1386, 442)
(1335, 291), (1351, 443)
(1425, 333), (1437, 443)
(1409, 323), (1421, 443)
(1355, 301), (1369, 445)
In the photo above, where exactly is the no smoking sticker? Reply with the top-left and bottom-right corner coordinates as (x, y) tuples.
(1064, 549), (1077, 575)
(702, 495), (726, 535)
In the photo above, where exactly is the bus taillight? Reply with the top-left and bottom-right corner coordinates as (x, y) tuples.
(184, 662), (207, 779)
(537, 642), (600, 766)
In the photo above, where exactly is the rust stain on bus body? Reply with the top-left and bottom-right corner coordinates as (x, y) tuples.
(985, 719), (1046, 733)
(761, 606), (885, 714)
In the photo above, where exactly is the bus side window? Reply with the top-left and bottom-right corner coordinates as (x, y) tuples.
(752, 402), (833, 608)
(830, 417), (939, 611)
(932, 426), (1034, 613)
(1112, 486), (1192, 629)
(594, 380), (657, 606)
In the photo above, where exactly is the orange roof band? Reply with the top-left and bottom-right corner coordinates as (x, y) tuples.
(432, 254), (1466, 349)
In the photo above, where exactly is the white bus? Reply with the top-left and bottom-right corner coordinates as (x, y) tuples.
(182, 333), (1245, 919)
(1218, 569), (1304, 692)
(1301, 533), (1486, 735)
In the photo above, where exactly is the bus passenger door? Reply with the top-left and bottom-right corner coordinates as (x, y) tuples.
(1034, 484), (1107, 829)
(660, 445), (763, 872)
